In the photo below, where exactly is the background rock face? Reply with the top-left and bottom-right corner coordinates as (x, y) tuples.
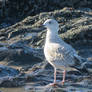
(0, 0), (92, 17)
(0, 0), (92, 28)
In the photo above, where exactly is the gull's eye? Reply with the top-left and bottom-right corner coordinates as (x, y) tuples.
(48, 21), (52, 24)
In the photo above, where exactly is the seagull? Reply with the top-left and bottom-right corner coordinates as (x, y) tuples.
(43, 19), (87, 86)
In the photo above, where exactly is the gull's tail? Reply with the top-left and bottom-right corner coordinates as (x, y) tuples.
(72, 55), (92, 74)
(81, 59), (92, 73)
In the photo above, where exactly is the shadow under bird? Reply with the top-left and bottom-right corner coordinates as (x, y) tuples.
(43, 19), (91, 86)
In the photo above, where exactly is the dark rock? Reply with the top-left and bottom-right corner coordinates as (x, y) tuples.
(0, 65), (19, 77)
(0, 0), (92, 18)
(0, 65), (23, 87)
(0, 45), (44, 66)
(0, 0), (92, 29)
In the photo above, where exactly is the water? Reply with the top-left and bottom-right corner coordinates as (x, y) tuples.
(0, 85), (92, 92)
(0, 87), (25, 92)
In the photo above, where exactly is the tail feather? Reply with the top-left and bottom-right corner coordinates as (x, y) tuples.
(82, 60), (92, 73)
(72, 55), (91, 74)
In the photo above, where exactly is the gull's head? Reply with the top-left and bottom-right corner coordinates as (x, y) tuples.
(43, 19), (59, 31)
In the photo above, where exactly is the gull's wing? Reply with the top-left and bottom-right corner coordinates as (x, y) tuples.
(54, 43), (89, 72)
(51, 42), (86, 67)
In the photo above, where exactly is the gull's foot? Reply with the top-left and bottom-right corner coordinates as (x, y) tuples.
(61, 80), (65, 85)
(49, 82), (57, 87)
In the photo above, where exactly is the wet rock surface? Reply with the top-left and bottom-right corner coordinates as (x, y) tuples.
(0, 7), (92, 92)
(0, 65), (21, 87)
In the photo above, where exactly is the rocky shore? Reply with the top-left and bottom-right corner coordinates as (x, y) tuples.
(0, 2), (92, 91)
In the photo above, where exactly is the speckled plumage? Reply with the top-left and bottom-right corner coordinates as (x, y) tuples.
(44, 19), (83, 70)
(43, 19), (86, 85)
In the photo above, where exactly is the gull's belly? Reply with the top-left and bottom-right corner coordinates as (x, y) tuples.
(44, 41), (75, 69)
(53, 59), (69, 69)
(45, 50), (68, 68)
(44, 47), (74, 69)
(45, 54), (70, 69)
(44, 49), (55, 66)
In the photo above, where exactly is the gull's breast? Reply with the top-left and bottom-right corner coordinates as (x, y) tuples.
(44, 42), (75, 69)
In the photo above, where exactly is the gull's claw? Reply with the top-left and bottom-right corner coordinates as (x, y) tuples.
(61, 80), (65, 85)
(49, 82), (58, 87)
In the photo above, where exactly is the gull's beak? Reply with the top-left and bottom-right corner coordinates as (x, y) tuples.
(42, 23), (47, 29)
(43, 23), (46, 27)
(39, 23), (46, 30)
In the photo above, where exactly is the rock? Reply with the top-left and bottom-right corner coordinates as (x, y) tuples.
(0, 45), (44, 65)
(0, 8), (92, 66)
(0, 0), (92, 29)
(1, 8), (92, 47)
(0, 65), (22, 87)
(0, 7), (92, 89)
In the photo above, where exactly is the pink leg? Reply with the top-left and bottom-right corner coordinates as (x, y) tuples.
(61, 70), (66, 85)
(49, 68), (57, 86)
(54, 68), (56, 83)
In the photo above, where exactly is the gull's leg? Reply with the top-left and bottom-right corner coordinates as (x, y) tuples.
(61, 70), (66, 85)
(49, 67), (57, 86)
(54, 67), (57, 84)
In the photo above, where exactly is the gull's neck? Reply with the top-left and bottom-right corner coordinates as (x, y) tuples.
(45, 28), (61, 43)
